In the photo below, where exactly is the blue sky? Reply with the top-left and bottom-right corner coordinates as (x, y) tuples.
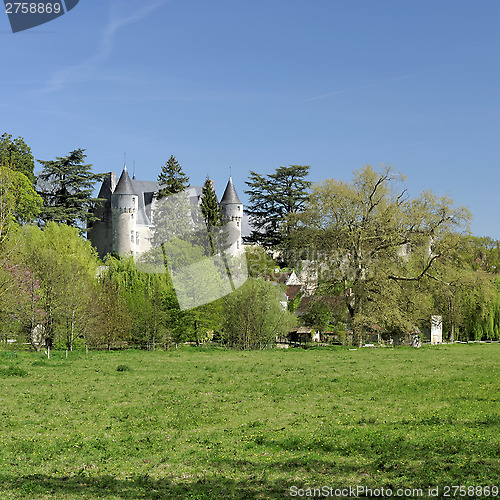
(2, 0), (499, 238)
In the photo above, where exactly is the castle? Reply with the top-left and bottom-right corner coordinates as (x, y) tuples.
(88, 165), (243, 260)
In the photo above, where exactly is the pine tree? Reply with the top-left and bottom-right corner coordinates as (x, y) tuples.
(200, 175), (222, 229)
(199, 175), (224, 255)
(156, 155), (190, 199)
(36, 149), (104, 231)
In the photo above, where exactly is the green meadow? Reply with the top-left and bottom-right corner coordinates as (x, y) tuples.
(0, 344), (499, 499)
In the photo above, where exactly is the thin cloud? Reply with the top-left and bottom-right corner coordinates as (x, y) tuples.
(38, 0), (168, 95)
(301, 64), (458, 103)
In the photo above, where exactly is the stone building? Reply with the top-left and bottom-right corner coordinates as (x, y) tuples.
(88, 165), (243, 260)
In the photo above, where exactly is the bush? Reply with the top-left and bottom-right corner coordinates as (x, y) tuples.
(116, 364), (131, 372)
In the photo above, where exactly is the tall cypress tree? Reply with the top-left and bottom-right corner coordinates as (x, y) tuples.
(199, 175), (224, 255)
(156, 155), (190, 199)
(200, 175), (222, 229)
(36, 149), (104, 231)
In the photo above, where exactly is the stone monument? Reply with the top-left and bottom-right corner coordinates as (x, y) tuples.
(431, 315), (443, 345)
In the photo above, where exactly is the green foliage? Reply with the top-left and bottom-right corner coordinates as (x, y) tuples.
(292, 165), (471, 346)
(429, 234), (499, 341)
(0, 166), (42, 244)
(200, 175), (222, 229)
(151, 191), (194, 251)
(223, 279), (296, 349)
(102, 256), (178, 348)
(244, 165), (311, 254)
(244, 245), (278, 278)
(199, 175), (225, 255)
(36, 149), (104, 231)
(13, 222), (100, 350)
(156, 155), (190, 199)
(93, 271), (131, 350)
(302, 299), (332, 333)
(0, 133), (35, 183)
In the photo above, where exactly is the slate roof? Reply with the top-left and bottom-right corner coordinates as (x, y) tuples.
(128, 178), (202, 227)
(114, 166), (137, 195)
(131, 179), (159, 225)
(220, 176), (241, 204)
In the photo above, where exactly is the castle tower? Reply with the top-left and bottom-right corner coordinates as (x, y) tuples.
(219, 176), (243, 255)
(111, 165), (138, 256)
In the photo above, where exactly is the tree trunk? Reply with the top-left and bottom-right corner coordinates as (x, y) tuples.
(70, 310), (75, 351)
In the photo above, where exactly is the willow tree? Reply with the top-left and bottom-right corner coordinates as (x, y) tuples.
(291, 165), (471, 346)
(428, 235), (498, 341)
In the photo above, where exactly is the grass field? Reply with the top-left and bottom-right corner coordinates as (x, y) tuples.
(0, 344), (499, 499)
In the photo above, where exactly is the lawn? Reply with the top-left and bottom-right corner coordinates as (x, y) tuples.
(0, 344), (499, 499)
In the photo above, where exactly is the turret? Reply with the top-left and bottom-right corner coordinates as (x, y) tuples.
(219, 176), (243, 255)
(111, 165), (138, 256)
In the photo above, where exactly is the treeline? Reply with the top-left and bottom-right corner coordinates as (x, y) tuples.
(244, 163), (500, 345)
(0, 222), (296, 350)
(0, 134), (295, 350)
(2, 131), (500, 349)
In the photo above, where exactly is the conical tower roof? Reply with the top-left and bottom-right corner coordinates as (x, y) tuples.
(114, 165), (137, 195)
(220, 176), (241, 204)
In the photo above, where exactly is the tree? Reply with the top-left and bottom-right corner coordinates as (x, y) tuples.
(291, 165), (471, 347)
(302, 299), (333, 334)
(200, 176), (222, 227)
(156, 155), (190, 199)
(198, 175), (223, 254)
(245, 245), (278, 278)
(103, 256), (172, 349)
(15, 223), (99, 350)
(429, 235), (497, 341)
(223, 279), (296, 349)
(93, 274), (131, 350)
(0, 258), (45, 346)
(0, 133), (35, 184)
(36, 149), (104, 231)
(200, 175), (223, 237)
(151, 156), (191, 250)
(0, 165), (42, 245)
(244, 165), (311, 256)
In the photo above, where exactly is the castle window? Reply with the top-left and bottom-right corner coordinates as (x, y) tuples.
(136, 232), (139, 245)
(236, 221), (240, 227)
(130, 231), (134, 243)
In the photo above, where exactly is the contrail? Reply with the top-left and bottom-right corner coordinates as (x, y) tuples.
(38, 0), (168, 95)
(301, 64), (458, 103)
